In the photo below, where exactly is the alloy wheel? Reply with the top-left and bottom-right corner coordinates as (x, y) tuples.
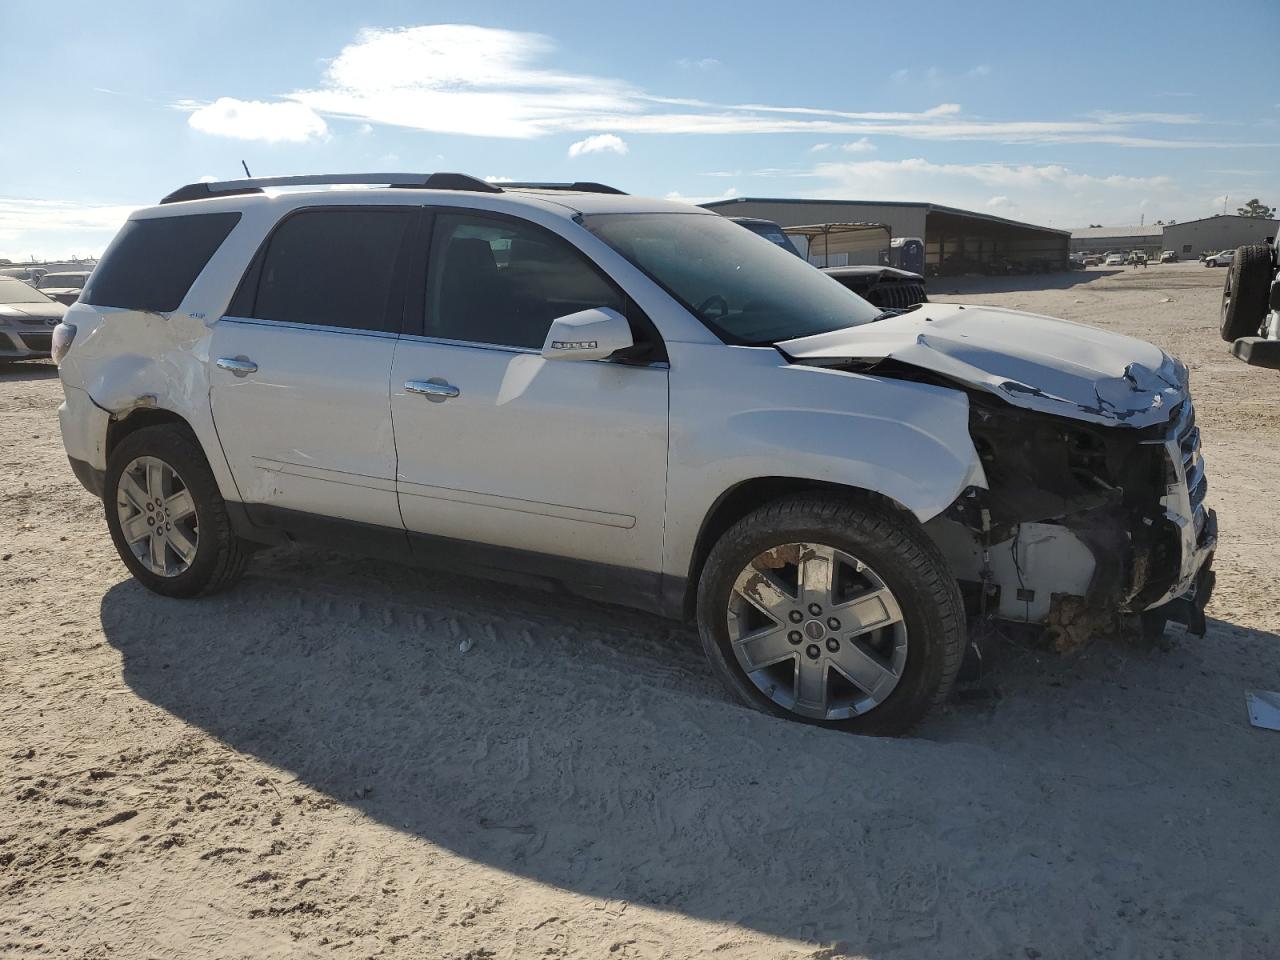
(726, 542), (908, 720)
(116, 456), (199, 577)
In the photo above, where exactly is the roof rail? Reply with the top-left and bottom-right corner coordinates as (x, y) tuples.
(499, 181), (627, 195)
(159, 172), (502, 205)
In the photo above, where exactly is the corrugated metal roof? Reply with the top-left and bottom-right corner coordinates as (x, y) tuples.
(701, 196), (1069, 236)
(1069, 224), (1164, 239)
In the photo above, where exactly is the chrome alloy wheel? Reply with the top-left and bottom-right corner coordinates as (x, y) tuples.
(115, 456), (199, 577)
(727, 542), (908, 720)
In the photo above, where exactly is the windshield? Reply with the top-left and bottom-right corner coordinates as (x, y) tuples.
(40, 274), (87, 289)
(0, 278), (50, 304)
(735, 220), (803, 258)
(583, 213), (881, 344)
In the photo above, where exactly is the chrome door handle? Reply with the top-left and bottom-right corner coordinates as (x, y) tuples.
(216, 356), (258, 376)
(405, 378), (460, 402)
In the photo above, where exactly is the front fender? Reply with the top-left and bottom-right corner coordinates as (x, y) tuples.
(663, 343), (985, 582)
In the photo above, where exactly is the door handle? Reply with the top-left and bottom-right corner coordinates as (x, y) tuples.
(216, 356), (258, 377)
(405, 378), (460, 402)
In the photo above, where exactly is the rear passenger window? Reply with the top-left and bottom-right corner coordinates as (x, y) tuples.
(426, 214), (623, 349)
(245, 208), (412, 333)
(82, 213), (240, 313)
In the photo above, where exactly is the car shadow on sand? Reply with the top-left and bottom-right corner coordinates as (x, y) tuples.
(99, 548), (1279, 955)
(0, 359), (58, 381)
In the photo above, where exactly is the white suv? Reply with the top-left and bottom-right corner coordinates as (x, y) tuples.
(55, 173), (1216, 734)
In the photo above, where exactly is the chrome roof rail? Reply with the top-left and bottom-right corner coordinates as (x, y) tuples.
(160, 172), (502, 205)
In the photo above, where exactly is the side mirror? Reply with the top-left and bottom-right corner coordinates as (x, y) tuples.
(541, 307), (634, 362)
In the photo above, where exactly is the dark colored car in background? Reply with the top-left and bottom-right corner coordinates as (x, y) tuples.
(731, 216), (928, 311)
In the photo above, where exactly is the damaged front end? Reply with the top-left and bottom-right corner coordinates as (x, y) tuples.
(926, 393), (1216, 651)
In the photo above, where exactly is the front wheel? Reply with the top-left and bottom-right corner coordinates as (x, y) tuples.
(104, 424), (251, 597)
(696, 496), (965, 736)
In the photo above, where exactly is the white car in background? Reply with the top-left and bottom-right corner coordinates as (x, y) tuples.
(0, 276), (66, 360)
(53, 172), (1216, 735)
(37, 270), (92, 305)
(1104, 253), (1126, 266)
(1205, 250), (1236, 268)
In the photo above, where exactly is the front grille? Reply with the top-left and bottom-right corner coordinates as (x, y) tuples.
(18, 333), (52, 352)
(1174, 400), (1209, 541)
(866, 281), (928, 310)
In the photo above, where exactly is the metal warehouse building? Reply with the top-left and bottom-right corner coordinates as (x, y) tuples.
(702, 197), (1070, 274)
(1162, 215), (1278, 259)
(1069, 225), (1163, 258)
(1070, 214), (1280, 260)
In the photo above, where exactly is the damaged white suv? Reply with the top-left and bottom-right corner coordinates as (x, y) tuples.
(55, 173), (1216, 734)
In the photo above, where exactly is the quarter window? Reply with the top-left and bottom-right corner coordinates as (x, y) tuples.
(83, 212), (240, 313)
(245, 208), (413, 333)
(426, 214), (623, 349)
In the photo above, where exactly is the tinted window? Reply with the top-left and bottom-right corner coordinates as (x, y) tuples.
(247, 208), (412, 333)
(426, 214), (623, 349)
(83, 213), (240, 312)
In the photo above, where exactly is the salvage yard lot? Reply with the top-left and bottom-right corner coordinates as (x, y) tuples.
(2, 262), (1278, 959)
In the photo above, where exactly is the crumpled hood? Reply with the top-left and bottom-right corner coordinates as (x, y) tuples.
(778, 302), (1186, 428)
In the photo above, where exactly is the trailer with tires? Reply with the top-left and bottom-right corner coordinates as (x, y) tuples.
(1221, 242), (1280, 369)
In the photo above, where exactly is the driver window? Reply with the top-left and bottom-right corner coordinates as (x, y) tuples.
(426, 214), (624, 350)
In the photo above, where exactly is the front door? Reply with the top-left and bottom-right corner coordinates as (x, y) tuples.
(209, 206), (414, 529)
(390, 210), (669, 591)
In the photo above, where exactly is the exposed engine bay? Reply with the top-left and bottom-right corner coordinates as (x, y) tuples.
(778, 303), (1217, 651)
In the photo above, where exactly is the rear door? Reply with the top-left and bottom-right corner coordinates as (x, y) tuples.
(209, 206), (414, 530)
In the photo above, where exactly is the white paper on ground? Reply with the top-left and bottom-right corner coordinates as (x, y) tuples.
(1245, 691), (1280, 731)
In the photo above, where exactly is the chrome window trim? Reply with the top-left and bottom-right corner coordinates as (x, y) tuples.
(217, 315), (399, 341)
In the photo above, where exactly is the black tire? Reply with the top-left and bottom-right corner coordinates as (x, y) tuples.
(104, 424), (250, 597)
(695, 495), (965, 736)
(1220, 244), (1273, 342)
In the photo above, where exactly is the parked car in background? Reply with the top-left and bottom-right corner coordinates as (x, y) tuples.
(1205, 250), (1236, 268)
(0, 276), (66, 360)
(1082, 253), (1102, 266)
(55, 172), (1215, 735)
(821, 265), (927, 310)
(730, 217), (805, 258)
(1160, 251), (1178, 263)
(37, 270), (92, 305)
(1129, 252), (1148, 267)
(1105, 253), (1126, 266)
(733, 217), (928, 310)
(0, 266), (48, 285)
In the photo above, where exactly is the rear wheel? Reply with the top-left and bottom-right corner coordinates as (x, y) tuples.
(104, 424), (250, 597)
(1220, 244), (1273, 342)
(696, 495), (965, 736)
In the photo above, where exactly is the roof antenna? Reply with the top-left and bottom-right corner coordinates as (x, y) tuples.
(241, 160), (252, 178)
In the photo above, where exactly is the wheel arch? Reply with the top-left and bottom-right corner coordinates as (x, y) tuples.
(105, 407), (194, 459)
(677, 476), (917, 621)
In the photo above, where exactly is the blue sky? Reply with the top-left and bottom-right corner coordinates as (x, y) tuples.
(1, 0), (1277, 259)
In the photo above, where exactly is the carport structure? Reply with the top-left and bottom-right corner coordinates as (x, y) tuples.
(704, 197), (1070, 275)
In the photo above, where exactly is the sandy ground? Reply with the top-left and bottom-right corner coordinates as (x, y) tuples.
(2, 261), (1278, 959)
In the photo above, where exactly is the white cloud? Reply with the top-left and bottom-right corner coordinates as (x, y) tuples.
(179, 24), (1240, 149)
(665, 187), (739, 206)
(809, 143), (832, 153)
(804, 158), (1192, 226)
(0, 197), (138, 260)
(841, 137), (876, 153)
(677, 57), (721, 71)
(968, 65), (992, 78)
(185, 97), (328, 143)
(568, 133), (628, 157)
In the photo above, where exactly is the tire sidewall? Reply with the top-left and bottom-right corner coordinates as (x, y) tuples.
(1220, 244), (1273, 341)
(103, 426), (227, 598)
(696, 501), (959, 735)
